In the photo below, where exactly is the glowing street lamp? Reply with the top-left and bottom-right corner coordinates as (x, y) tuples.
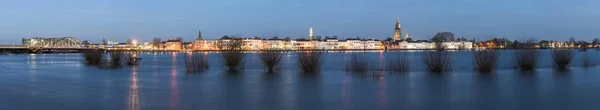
(132, 40), (138, 46)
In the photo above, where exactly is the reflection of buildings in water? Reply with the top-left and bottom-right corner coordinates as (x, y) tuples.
(377, 78), (387, 110)
(279, 73), (296, 110)
(342, 74), (351, 110)
(127, 67), (141, 110)
(28, 54), (37, 65)
(27, 54), (38, 96)
(408, 75), (419, 106)
(245, 74), (263, 110)
(170, 53), (179, 110)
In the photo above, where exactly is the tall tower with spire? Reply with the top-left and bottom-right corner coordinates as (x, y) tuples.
(196, 30), (203, 40)
(309, 27), (314, 40)
(405, 33), (409, 39)
(393, 19), (402, 41)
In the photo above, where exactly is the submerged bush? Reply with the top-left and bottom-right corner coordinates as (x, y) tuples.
(422, 51), (452, 73)
(109, 52), (124, 67)
(219, 39), (245, 72)
(473, 50), (500, 72)
(297, 51), (323, 73)
(346, 53), (370, 73)
(583, 52), (595, 67)
(551, 49), (574, 69)
(83, 50), (103, 65)
(220, 51), (245, 72)
(259, 50), (284, 73)
(185, 53), (209, 73)
(386, 53), (410, 73)
(514, 49), (540, 70)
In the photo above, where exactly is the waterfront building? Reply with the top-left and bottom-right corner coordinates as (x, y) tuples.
(291, 39), (317, 50)
(263, 37), (292, 50)
(315, 38), (383, 50)
(241, 38), (263, 50)
(165, 40), (182, 50)
(399, 41), (473, 50)
(182, 42), (193, 50)
(317, 38), (343, 50)
(194, 39), (220, 50)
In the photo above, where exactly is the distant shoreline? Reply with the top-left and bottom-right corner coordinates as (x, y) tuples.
(2, 48), (598, 55)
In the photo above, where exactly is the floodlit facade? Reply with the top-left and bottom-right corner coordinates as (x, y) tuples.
(241, 38), (263, 50)
(399, 41), (473, 49)
(316, 38), (383, 50)
(165, 40), (182, 50)
(192, 38), (384, 50)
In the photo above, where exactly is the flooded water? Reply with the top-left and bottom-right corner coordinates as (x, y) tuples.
(1, 50), (600, 110)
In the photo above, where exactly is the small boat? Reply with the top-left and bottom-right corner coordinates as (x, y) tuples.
(126, 54), (142, 65)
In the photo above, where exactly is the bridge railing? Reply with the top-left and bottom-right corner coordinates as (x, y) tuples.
(0, 45), (87, 49)
(0, 45), (27, 49)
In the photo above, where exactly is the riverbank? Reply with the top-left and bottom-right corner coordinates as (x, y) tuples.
(2, 48), (599, 55)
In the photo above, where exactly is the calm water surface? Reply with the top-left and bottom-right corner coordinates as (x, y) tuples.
(1, 50), (600, 110)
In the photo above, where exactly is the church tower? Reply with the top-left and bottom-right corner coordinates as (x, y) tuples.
(393, 19), (402, 41)
(196, 30), (203, 40)
(309, 27), (314, 40)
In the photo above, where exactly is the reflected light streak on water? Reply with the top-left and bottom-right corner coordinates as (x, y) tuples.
(378, 74), (387, 110)
(170, 53), (179, 110)
(342, 74), (351, 110)
(127, 67), (141, 110)
(408, 73), (419, 107)
(27, 54), (38, 96)
(2, 51), (600, 110)
(245, 74), (262, 110)
(280, 73), (296, 110)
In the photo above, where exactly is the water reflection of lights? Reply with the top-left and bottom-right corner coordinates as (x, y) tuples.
(28, 54), (38, 95)
(127, 67), (141, 110)
(377, 76), (387, 110)
(280, 73), (296, 110)
(28, 54), (37, 65)
(170, 53), (179, 110)
(342, 74), (351, 109)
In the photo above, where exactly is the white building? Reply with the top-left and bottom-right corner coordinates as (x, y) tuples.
(399, 41), (473, 50)
(240, 38), (263, 50)
(317, 38), (344, 50)
(315, 38), (383, 50)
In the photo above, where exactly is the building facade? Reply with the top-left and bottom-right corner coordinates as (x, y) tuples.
(393, 19), (402, 41)
(399, 41), (473, 50)
(165, 40), (182, 50)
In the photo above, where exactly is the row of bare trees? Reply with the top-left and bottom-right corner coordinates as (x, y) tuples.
(183, 40), (594, 74)
(185, 40), (324, 73)
(179, 36), (595, 74)
(344, 36), (594, 74)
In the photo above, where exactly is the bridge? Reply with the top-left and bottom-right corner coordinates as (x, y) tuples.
(0, 37), (101, 54)
(0, 45), (97, 54)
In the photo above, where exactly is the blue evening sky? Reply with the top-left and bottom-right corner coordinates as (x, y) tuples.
(1, 0), (599, 44)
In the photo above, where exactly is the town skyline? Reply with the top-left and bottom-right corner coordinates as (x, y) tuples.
(2, 0), (600, 44)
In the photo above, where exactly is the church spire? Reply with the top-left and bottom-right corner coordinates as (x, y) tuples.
(395, 18), (401, 29)
(309, 27), (314, 40)
(393, 18), (402, 41)
(197, 30), (203, 40)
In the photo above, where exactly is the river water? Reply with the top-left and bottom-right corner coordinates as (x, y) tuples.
(1, 50), (599, 110)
